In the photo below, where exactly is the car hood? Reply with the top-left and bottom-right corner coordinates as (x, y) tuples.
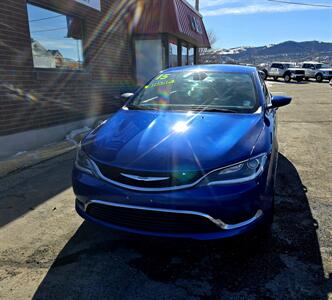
(83, 109), (264, 172)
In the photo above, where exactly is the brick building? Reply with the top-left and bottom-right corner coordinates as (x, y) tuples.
(0, 0), (209, 158)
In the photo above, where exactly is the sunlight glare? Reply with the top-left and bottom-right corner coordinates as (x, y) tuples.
(172, 121), (189, 133)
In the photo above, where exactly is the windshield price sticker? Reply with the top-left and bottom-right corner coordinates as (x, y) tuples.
(145, 74), (175, 89)
(155, 74), (171, 81)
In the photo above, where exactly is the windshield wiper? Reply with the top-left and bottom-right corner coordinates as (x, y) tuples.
(126, 105), (238, 113)
(188, 107), (238, 113)
(204, 108), (238, 113)
(125, 105), (160, 111)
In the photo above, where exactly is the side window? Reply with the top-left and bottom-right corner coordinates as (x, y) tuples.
(169, 41), (178, 67)
(259, 76), (271, 106)
(272, 64), (284, 69)
(27, 4), (84, 70)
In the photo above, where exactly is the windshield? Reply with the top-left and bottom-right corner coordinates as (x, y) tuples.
(127, 71), (258, 113)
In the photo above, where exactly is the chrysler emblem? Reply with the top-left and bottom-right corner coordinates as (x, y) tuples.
(120, 173), (170, 182)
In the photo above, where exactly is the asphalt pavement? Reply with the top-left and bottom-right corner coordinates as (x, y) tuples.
(0, 80), (331, 299)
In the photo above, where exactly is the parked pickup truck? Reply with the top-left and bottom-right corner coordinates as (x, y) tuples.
(301, 62), (332, 82)
(262, 62), (305, 82)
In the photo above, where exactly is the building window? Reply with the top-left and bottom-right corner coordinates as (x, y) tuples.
(189, 16), (203, 34)
(182, 46), (188, 66)
(169, 42), (178, 67)
(135, 39), (164, 86)
(188, 47), (195, 65)
(27, 4), (84, 70)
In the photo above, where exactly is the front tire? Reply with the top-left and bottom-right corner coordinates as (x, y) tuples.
(284, 73), (291, 82)
(316, 73), (323, 82)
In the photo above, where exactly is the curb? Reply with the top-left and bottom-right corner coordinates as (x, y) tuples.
(0, 116), (111, 178)
(0, 131), (88, 179)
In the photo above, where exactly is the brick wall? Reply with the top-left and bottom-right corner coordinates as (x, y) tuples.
(0, 0), (136, 136)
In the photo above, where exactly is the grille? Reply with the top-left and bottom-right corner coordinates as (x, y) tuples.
(95, 162), (203, 189)
(294, 70), (305, 75)
(86, 203), (221, 233)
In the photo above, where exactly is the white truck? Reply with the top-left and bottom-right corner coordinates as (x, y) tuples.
(301, 62), (332, 82)
(262, 62), (305, 82)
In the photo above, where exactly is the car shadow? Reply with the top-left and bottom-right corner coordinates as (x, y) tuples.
(0, 151), (74, 227)
(33, 154), (331, 299)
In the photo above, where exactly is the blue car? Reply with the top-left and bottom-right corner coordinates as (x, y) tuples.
(73, 65), (292, 240)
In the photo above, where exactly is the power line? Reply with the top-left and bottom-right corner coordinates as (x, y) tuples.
(268, 0), (332, 8)
(31, 26), (67, 34)
(29, 14), (63, 22)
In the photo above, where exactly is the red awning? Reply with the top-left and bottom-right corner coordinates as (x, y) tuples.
(134, 0), (210, 48)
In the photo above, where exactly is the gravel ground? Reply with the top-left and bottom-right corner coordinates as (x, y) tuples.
(0, 81), (331, 299)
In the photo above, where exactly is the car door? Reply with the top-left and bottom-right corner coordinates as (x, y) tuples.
(308, 64), (316, 77)
(261, 80), (278, 176)
(277, 64), (285, 76)
(302, 64), (310, 77)
(270, 63), (280, 76)
(260, 77), (277, 164)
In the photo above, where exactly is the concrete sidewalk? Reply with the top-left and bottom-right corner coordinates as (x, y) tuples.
(0, 128), (90, 179)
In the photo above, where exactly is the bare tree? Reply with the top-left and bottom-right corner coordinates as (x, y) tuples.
(207, 30), (217, 47)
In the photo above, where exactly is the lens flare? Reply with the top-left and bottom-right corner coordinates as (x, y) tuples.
(156, 86), (171, 109)
(172, 121), (189, 133)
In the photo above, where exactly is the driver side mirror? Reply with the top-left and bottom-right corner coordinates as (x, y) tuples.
(258, 70), (266, 80)
(271, 95), (292, 108)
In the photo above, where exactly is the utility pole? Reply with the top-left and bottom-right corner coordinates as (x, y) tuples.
(195, 0), (199, 11)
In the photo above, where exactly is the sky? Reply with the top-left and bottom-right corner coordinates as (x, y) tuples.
(187, 0), (332, 49)
(27, 0), (332, 57)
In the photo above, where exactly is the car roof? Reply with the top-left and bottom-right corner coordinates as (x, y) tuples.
(302, 61), (324, 64)
(163, 64), (257, 74)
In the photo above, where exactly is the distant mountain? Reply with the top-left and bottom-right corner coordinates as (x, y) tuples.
(202, 41), (332, 65)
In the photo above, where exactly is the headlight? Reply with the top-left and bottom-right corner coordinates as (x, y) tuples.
(75, 146), (98, 177)
(201, 154), (268, 186)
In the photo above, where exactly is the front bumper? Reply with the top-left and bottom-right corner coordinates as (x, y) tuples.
(290, 74), (304, 79)
(72, 166), (274, 240)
